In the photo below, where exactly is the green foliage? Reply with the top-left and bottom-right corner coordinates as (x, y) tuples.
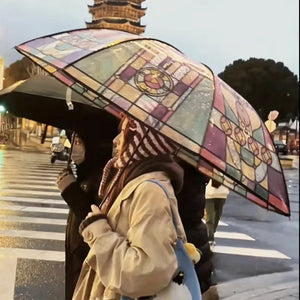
(218, 58), (299, 121)
(3, 57), (32, 88)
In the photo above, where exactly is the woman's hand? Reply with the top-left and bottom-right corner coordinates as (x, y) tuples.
(79, 204), (107, 236)
(56, 168), (76, 192)
(86, 204), (103, 219)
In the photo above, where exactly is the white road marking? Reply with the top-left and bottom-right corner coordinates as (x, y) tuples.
(0, 184), (58, 190)
(0, 189), (60, 196)
(214, 245), (291, 259)
(0, 196), (65, 205)
(0, 175), (57, 180)
(0, 204), (68, 214)
(215, 231), (255, 241)
(218, 220), (228, 226)
(1, 179), (56, 184)
(0, 256), (17, 300)
(0, 170), (59, 176)
(0, 247), (65, 261)
(0, 168), (60, 173)
(0, 165), (63, 170)
(0, 215), (66, 225)
(0, 229), (65, 240)
(202, 219), (228, 226)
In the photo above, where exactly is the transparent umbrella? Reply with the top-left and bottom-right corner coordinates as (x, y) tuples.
(16, 28), (290, 216)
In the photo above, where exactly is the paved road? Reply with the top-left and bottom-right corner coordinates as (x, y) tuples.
(213, 155), (299, 284)
(0, 150), (67, 300)
(0, 149), (298, 299)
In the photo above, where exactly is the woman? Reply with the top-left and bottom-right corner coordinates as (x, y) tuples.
(177, 161), (219, 299)
(73, 115), (191, 300)
(56, 130), (115, 300)
(205, 179), (229, 250)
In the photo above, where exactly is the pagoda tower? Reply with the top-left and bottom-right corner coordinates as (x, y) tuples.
(86, 0), (146, 35)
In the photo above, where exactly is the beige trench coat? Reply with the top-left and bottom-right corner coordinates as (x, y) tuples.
(73, 171), (186, 300)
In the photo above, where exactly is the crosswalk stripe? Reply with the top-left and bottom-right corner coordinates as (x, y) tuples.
(0, 184), (59, 190)
(218, 221), (228, 226)
(0, 170), (60, 176)
(0, 229), (65, 240)
(0, 215), (67, 225)
(0, 189), (60, 196)
(214, 245), (291, 259)
(1, 179), (56, 184)
(0, 196), (65, 205)
(0, 204), (68, 214)
(1, 167), (60, 172)
(0, 175), (57, 180)
(215, 231), (255, 241)
(0, 165), (63, 170)
(202, 219), (228, 226)
(0, 257), (17, 299)
(0, 247), (65, 261)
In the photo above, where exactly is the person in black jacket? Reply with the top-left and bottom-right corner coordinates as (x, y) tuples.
(56, 127), (117, 300)
(176, 159), (219, 299)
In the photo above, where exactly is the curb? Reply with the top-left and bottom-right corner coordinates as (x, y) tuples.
(217, 270), (299, 299)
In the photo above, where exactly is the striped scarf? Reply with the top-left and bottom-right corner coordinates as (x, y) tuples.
(98, 117), (177, 200)
(114, 119), (177, 169)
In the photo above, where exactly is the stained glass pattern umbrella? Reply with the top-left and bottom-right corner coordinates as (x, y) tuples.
(16, 29), (290, 216)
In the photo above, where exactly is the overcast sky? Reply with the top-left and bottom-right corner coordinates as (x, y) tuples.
(0, 0), (299, 77)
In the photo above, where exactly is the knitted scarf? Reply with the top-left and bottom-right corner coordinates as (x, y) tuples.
(98, 116), (178, 212)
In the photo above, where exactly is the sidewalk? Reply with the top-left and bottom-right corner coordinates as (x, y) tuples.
(217, 269), (299, 299)
(279, 154), (299, 170)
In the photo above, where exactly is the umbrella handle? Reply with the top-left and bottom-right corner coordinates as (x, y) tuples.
(66, 132), (75, 170)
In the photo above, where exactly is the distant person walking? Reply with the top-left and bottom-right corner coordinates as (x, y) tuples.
(205, 179), (229, 250)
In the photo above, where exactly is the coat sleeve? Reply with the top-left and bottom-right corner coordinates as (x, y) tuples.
(61, 182), (95, 220)
(81, 181), (178, 298)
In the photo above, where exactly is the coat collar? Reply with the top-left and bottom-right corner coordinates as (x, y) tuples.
(116, 171), (170, 201)
(107, 171), (170, 223)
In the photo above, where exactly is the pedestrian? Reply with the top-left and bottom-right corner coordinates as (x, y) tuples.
(177, 160), (219, 300)
(205, 179), (229, 250)
(73, 115), (201, 300)
(56, 128), (116, 300)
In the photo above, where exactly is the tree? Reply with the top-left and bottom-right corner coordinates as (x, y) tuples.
(3, 57), (48, 88)
(218, 58), (299, 121)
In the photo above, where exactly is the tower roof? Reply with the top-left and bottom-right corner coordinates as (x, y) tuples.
(87, 0), (146, 35)
(86, 18), (145, 35)
(94, 0), (145, 5)
(88, 2), (146, 22)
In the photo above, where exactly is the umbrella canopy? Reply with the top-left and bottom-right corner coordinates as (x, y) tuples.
(0, 75), (119, 137)
(16, 28), (290, 216)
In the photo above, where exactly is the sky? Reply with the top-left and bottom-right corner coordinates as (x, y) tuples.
(0, 0), (299, 77)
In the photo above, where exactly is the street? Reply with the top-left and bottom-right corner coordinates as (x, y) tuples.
(213, 156), (299, 283)
(0, 149), (299, 299)
(0, 149), (66, 300)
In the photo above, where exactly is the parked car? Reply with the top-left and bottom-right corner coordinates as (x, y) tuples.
(274, 140), (288, 155)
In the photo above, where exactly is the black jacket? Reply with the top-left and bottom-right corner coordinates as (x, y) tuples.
(177, 160), (214, 293)
(61, 134), (114, 300)
(62, 165), (102, 300)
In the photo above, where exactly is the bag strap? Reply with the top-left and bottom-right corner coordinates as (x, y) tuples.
(147, 179), (179, 234)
